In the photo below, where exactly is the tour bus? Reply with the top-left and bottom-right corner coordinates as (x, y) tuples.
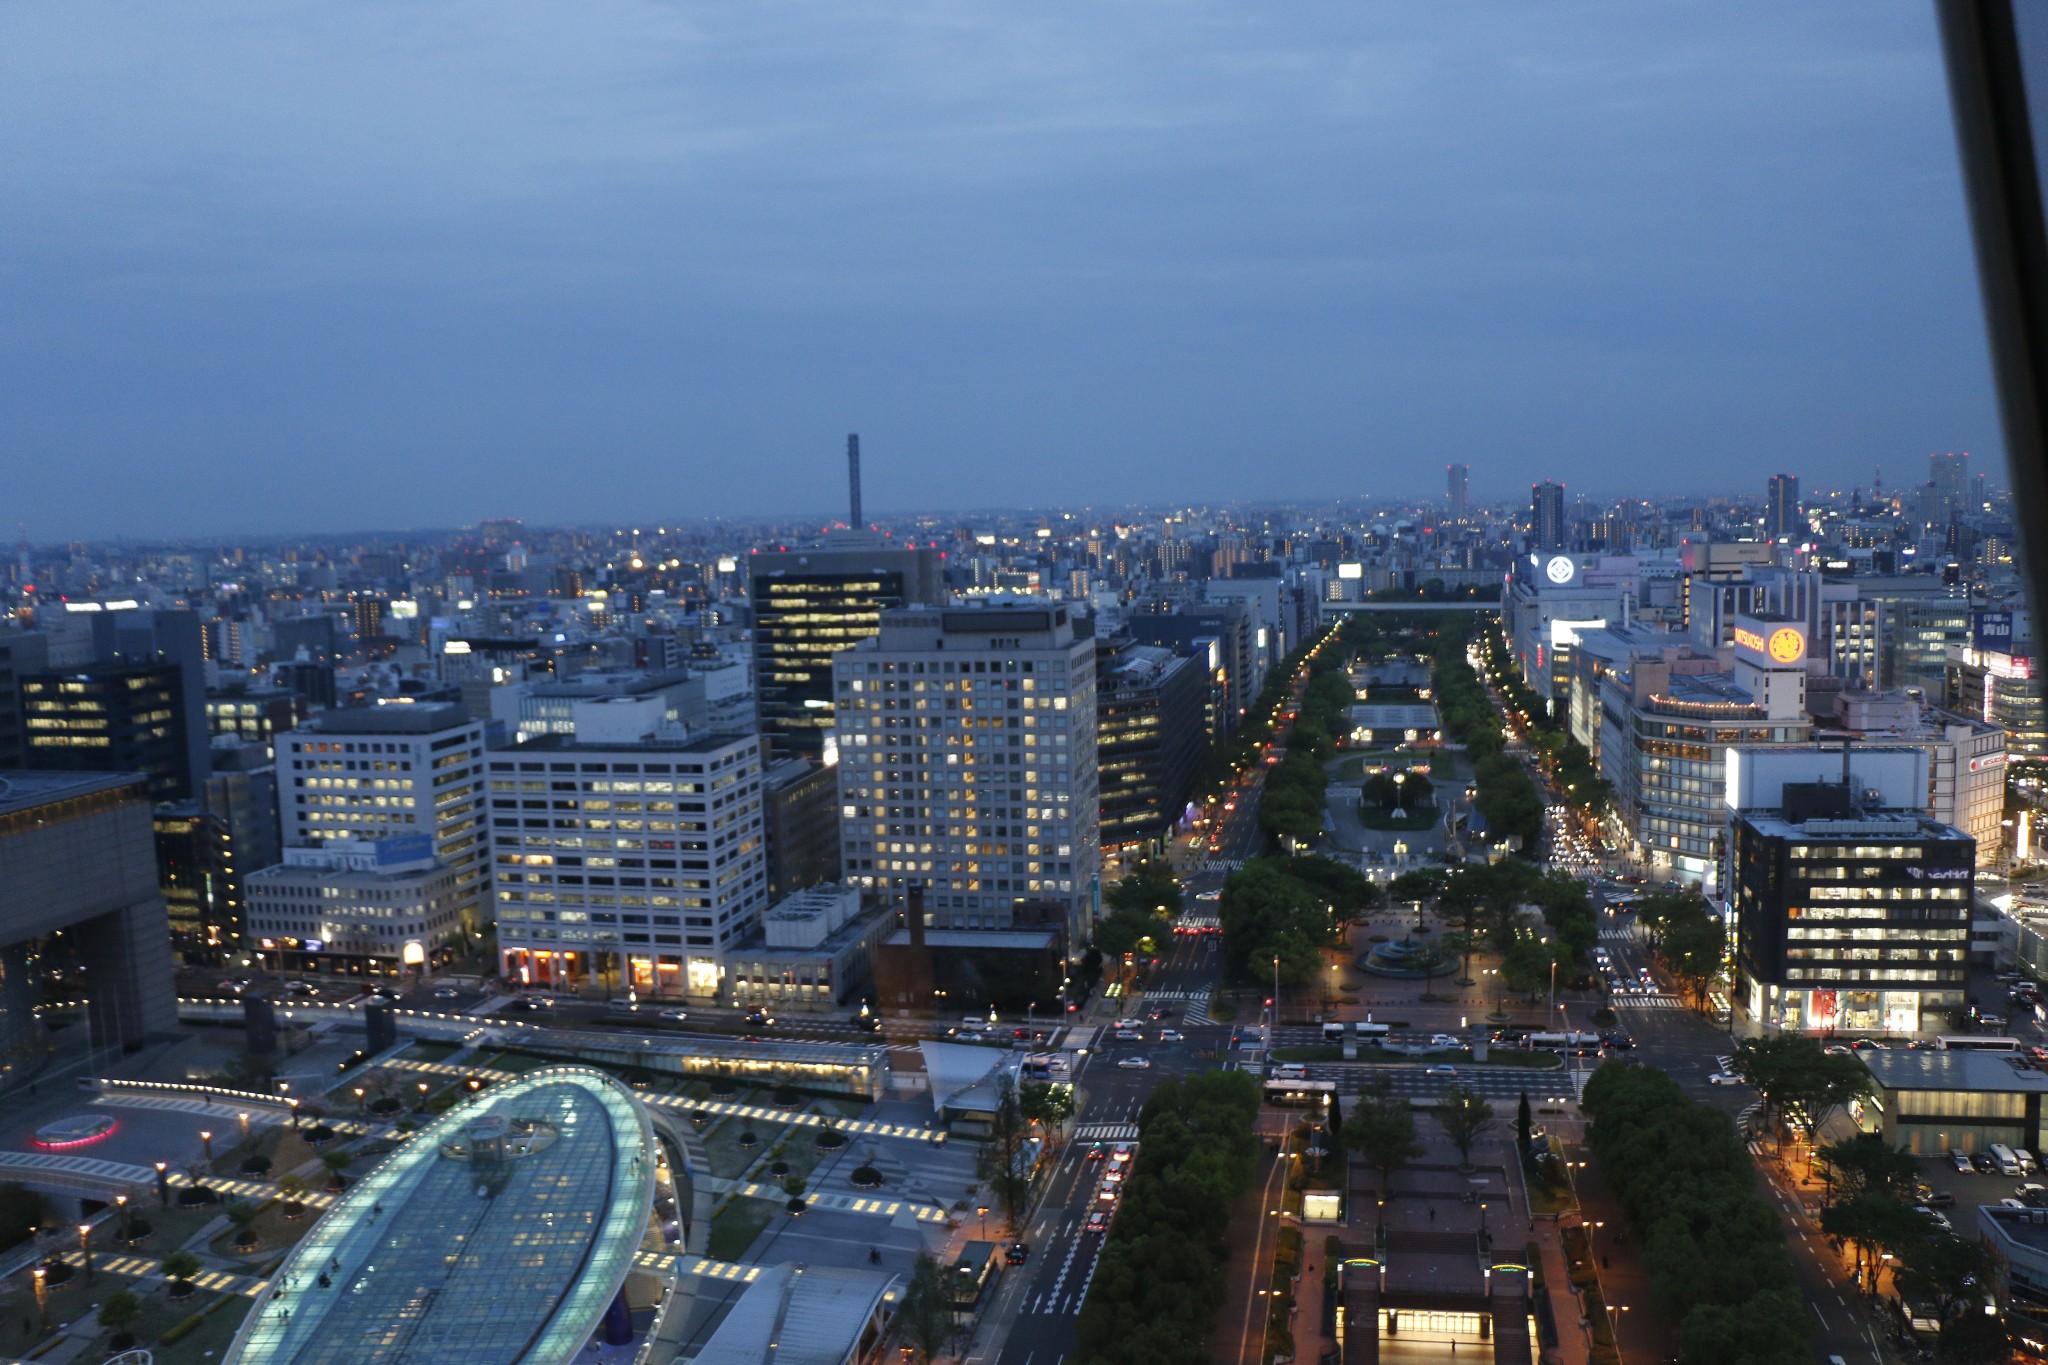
(1263, 1077), (1337, 1109)
(1321, 1021), (1347, 1042)
(1936, 1035), (2024, 1052)
(1992, 1143), (2025, 1176)
(1525, 1031), (1605, 1054)
(1353, 1021), (1391, 1041)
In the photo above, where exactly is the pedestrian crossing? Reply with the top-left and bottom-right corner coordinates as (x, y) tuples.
(1182, 993), (1215, 1027)
(1072, 1123), (1140, 1142)
(1612, 995), (1682, 1010)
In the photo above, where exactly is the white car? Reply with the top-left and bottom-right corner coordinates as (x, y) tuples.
(1117, 1056), (1153, 1070)
(1707, 1071), (1744, 1086)
(1194, 889), (1221, 902)
(658, 1008), (689, 1023)
(1429, 1033), (1460, 1048)
(1952, 1151), (1975, 1173)
(1423, 1065), (1458, 1077)
(1158, 1029), (1184, 1043)
(1114, 1029), (1144, 1042)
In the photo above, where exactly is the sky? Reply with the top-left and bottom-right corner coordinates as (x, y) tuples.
(0, 2), (2007, 538)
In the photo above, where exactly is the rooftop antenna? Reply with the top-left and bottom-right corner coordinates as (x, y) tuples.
(847, 434), (862, 529)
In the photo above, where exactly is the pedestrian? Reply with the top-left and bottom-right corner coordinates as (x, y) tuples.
(1428, 1206), (1435, 1223)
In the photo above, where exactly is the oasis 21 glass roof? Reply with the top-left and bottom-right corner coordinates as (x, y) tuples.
(225, 1066), (657, 1365)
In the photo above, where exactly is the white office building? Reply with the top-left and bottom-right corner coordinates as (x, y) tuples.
(832, 602), (1100, 947)
(487, 730), (769, 1000)
(271, 702), (488, 973)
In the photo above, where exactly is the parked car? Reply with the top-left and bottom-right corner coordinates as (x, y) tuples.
(1953, 1151), (1975, 1173)
(1005, 1244), (1031, 1265)
(1923, 1190), (1958, 1209)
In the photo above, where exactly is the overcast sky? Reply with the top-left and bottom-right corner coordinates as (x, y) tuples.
(0, 2), (2004, 538)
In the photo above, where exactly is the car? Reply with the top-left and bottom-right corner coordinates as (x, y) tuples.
(1005, 1244), (1031, 1265)
(1086, 1211), (1110, 1234)
(1194, 889), (1221, 902)
(219, 978), (249, 995)
(658, 1008), (689, 1023)
(1600, 1033), (1634, 1051)
(1707, 1072), (1744, 1086)
(1097, 1181), (1120, 1203)
(1118, 1056), (1152, 1070)
(1923, 1190), (1958, 1208)
(956, 1031), (985, 1043)
(1100, 1167), (1125, 1186)
(1953, 1151), (1976, 1173)
(2002, 1197), (2029, 1210)
(1114, 1029), (1143, 1042)
(1110, 1143), (1134, 1164)
(1423, 1065), (1458, 1077)
(1429, 1034), (1460, 1048)
(852, 1014), (882, 1033)
(1085, 1143), (1108, 1162)
(1159, 1029), (1184, 1043)
(432, 986), (459, 1000)
(1824, 1044), (1853, 1056)
(285, 980), (319, 997)
(745, 1011), (776, 1027)
(606, 998), (643, 1014)
(1918, 1207), (1955, 1231)
(1977, 1153), (2000, 1174)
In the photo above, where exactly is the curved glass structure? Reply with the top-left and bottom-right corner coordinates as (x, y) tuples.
(224, 1066), (657, 1365)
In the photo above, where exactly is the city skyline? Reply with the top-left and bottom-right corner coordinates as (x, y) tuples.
(2, 2), (2002, 538)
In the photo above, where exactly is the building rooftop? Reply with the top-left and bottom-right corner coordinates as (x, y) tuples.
(303, 702), (472, 734)
(689, 1263), (900, 1365)
(1861, 1049), (2048, 1093)
(501, 732), (748, 756)
(223, 1067), (657, 1365)
(1349, 703), (1441, 728)
(0, 771), (147, 818)
(882, 928), (1061, 951)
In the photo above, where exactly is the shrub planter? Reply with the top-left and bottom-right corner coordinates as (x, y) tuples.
(367, 1098), (403, 1119)
(239, 1155), (273, 1176)
(690, 1110), (712, 1128)
(166, 1278), (197, 1302)
(850, 1165), (884, 1190)
(772, 1087), (800, 1108)
(327, 1176), (348, 1194)
(814, 1129), (849, 1152)
(709, 1083), (738, 1101)
(175, 1187), (215, 1208)
(40, 1262), (73, 1287)
(785, 1197), (807, 1215)
(305, 1125), (336, 1146)
(282, 1201), (307, 1221)
(105, 1332), (137, 1355)
(769, 1160), (790, 1177)
(736, 1132), (760, 1151)
(234, 1230), (260, 1252)
(117, 1219), (153, 1247)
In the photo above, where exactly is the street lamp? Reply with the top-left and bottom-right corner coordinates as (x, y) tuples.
(976, 1204), (989, 1241)
(238, 1110), (251, 1144)
(199, 1129), (213, 1163)
(31, 1265), (47, 1334)
(154, 1160), (169, 1209)
(353, 1086), (367, 1115)
(77, 1224), (92, 1284)
(115, 1194), (129, 1242)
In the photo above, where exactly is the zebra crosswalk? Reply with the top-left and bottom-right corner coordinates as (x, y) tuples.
(1612, 995), (1682, 1010)
(1182, 993), (1216, 1026)
(1072, 1123), (1141, 1142)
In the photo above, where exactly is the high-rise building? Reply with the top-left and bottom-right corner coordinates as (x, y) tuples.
(1727, 749), (1971, 1034)
(833, 603), (1100, 948)
(486, 731), (768, 999)
(1930, 451), (1972, 523)
(1531, 481), (1566, 550)
(1096, 639), (1206, 852)
(0, 633), (50, 768)
(750, 533), (945, 760)
(1446, 463), (1470, 522)
(762, 753), (840, 901)
(1767, 473), (1800, 539)
(275, 702), (488, 944)
(0, 773), (179, 1063)
(21, 661), (198, 802)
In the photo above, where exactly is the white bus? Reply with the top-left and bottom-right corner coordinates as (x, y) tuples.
(1322, 1021), (1348, 1043)
(1353, 1021), (1391, 1041)
(1526, 1031), (1604, 1054)
(1936, 1035), (2023, 1052)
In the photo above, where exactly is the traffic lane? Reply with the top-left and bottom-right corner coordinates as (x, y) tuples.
(1299, 1062), (1588, 1103)
(1753, 1148), (1891, 1361)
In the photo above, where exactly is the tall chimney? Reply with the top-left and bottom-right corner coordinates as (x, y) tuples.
(847, 433), (863, 528)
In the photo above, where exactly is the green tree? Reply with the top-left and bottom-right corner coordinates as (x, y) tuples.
(1896, 1233), (1998, 1327)
(1732, 1037), (1876, 1153)
(1019, 1081), (1076, 1142)
(160, 1249), (201, 1291)
(1347, 1088), (1423, 1195)
(1516, 1093), (1534, 1154)
(1662, 913), (1726, 1008)
(1814, 1133), (1917, 1206)
(97, 1289), (140, 1336)
(896, 1255), (955, 1364)
(976, 1077), (1033, 1234)
(1433, 1087), (1497, 1169)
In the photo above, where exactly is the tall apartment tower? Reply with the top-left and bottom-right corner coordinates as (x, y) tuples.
(832, 603), (1100, 949)
(1531, 481), (1567, 550)
(750, 533), (945, 759)
(1767, 473), (1800, 539)
(1446, 464), (1470, 522)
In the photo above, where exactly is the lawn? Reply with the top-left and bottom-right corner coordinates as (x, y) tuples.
(212, 1124), (321, 1182)
(705, 1199), (776, 1261)
(1356, 809), (1439, 832)
(1270, 1046), (1345, 1064)
(152, 1292), (257, 1365)
(208, 1199), (316, 1263)
(812, 1096), (870, 1121)
(0, 1265), (155, 1358)
(399, 1040), (461, 1065)
(702, 1119), (786, 1181)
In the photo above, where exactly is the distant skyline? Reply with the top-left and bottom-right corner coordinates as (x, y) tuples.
(0, 2), (2006, 539)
